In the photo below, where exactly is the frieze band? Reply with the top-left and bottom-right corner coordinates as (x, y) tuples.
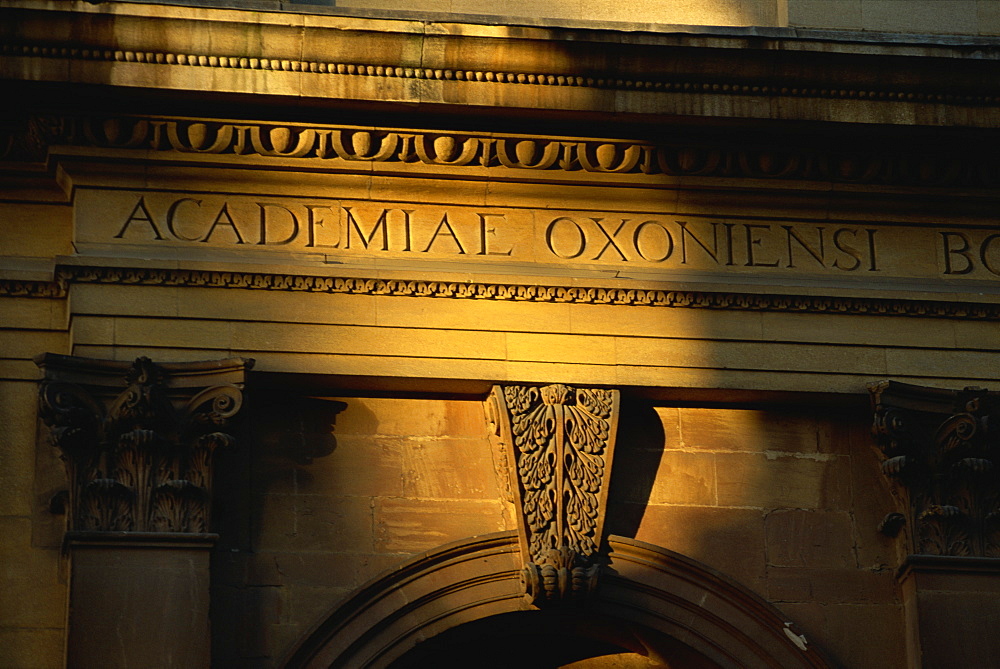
(0, 277), (67, 299)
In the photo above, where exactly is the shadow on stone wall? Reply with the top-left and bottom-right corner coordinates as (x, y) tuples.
(601, 387), (906, 667)
(605, 396), (666, 541)
(210, 391), (347, 667)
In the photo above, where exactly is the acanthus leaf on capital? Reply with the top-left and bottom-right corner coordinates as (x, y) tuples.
(870, 380), (1000, 557)
(37, 354), (252, 535)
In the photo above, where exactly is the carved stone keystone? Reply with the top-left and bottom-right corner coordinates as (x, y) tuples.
(870, 380), (1000, 557)
(487, 384), (620, 605)
(36, 353), (252, 535)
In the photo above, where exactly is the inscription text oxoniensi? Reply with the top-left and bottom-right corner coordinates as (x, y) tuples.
(84, 191), (1000, 279)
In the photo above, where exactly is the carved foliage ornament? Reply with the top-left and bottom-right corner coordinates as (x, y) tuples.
(38, 355), (251, 534)
(6, 266), (1000, 322)
(29, 114), (999, 189)
(870, 381), (1000, 557)
(487, 384), (619, 605)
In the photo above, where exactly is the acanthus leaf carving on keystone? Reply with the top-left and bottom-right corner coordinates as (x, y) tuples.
(486, 383), (619, 606)
(870, 380), (1000, 557)
(37, 354), (252, 535)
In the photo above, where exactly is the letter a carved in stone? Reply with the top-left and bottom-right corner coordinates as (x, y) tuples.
(486, 384), (619, 606)
(870, 380), (1000, 557)
(36, 354), (252, 534)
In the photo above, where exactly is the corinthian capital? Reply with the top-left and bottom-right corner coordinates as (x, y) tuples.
(36, 354), (253, 535)
(870, 380), (1000, 557)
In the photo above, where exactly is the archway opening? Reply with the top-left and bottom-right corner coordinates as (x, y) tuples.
(388, 609), (719, 669)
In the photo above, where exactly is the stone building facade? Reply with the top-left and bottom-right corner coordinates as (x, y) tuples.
(2, 1), (999, 667)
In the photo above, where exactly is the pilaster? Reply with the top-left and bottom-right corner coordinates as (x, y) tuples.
(36, 353), (252, 669)
(870, 380), (1000, 668)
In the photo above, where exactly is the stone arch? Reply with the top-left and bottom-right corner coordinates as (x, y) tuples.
(281, 531), (832, 669)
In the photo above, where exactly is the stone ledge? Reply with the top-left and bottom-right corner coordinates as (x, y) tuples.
(72, 0), (1000, 48)
(15, 262), (1000, 321)
(66, 531), (220, 549)
(899, 554), (1000, 578)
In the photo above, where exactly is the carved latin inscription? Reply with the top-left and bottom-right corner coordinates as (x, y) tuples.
(37, 354), (252, 534)
(77, 189), (1000, 283)
(487, 384), (620, 605)
(870, 381), (1000, 557)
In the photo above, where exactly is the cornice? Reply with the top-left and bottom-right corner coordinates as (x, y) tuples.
(2, 265), (997, 321)
(4, 1), (1000, 128)
(4, 41), (998, 108)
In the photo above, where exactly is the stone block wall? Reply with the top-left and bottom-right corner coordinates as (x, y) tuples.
(211, 395), (513, 666)
(333, 0), (782, 27)
(3, 5), (997, 666)
(609, 403), (906, 667)
(207, 392), (907, 667)
(0, 202), (71, 669)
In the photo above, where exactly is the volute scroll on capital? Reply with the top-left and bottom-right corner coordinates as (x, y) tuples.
(36, 353), (253, 536)
(486, 383), (620, 606)
(870, 380), (1000, 558)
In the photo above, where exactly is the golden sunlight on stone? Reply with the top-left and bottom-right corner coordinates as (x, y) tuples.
(3, 0), (1000, 667)
(335, 0), (782, 27)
